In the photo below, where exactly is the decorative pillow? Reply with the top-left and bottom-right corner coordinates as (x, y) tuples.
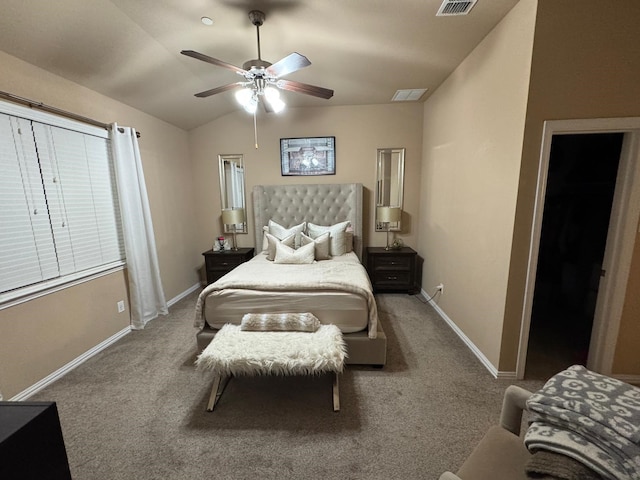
(300, 232), (331, 260)
(268, 220), (306, 249)
(307, 221), (350, 256)
(261, 226), (270, 253)
(273, 241), (315, 264)
(240, 312), (320, 332)
(344, 230), (353, 253)
(265, 232), (295, 261)
(330, 231), (351, 256)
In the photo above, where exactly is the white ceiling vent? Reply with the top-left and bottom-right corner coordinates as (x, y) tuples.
(392, 89), (428, 102)
(436, 0), (478, 16)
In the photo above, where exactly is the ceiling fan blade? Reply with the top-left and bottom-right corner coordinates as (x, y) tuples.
(181, 50), (246, 75)
(194, 83), (243, 98)
(266, 52), (311, 78)
(277, 80), (334, 99)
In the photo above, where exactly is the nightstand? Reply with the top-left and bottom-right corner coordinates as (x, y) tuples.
(202, 248), (254, 285)
(365, 246), (418, 294)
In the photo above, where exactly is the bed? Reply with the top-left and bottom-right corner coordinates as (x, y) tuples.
(194, 183), (387, 366)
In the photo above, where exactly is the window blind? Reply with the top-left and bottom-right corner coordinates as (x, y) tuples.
(0, 107), (124, 299)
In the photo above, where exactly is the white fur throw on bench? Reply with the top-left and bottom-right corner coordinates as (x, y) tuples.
(196, 323), (346, 377)
(240, 312), (320, 332)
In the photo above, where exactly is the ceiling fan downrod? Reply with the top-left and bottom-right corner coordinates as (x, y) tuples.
(248, 10), (265, 61)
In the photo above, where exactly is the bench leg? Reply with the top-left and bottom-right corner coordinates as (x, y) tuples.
(206, 374), (230, 412)
(332, 372), (340, 412)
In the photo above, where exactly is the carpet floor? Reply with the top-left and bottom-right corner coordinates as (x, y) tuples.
(32, 292), (545, 480)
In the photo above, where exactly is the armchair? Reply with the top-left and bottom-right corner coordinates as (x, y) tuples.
(439, 385), (533, 480)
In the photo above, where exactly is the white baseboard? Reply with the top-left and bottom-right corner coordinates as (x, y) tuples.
(9, 283), (201, 401)
(167, 282), (201, 307)
(10, 326), (131, 401)
(422, 289), (640, 383)
(421, 288), (518, 379)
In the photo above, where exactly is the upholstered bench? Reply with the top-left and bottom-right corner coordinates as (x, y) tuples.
(196, 323), (347, 412)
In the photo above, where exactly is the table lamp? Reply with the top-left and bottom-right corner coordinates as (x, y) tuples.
(221, 208), (245, 251)
(376, 206), (402, 250)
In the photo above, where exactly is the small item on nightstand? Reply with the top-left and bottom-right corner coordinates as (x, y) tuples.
(217, 236), (225, 251)
(390, 238), (404, 250)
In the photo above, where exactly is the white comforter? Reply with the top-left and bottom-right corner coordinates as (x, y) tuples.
(194, 253), (378, 339)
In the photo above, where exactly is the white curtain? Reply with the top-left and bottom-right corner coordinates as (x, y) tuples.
(111, 124), (168, 329)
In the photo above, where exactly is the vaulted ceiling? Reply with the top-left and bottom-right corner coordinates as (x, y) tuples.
(0, 0), (520, 130)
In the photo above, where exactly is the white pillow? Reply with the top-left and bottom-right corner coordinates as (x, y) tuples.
(274, 241), (315, 264)
(265, 232), (295, 261)
(268, 220), (306, 249)
(307, 221), (350, 256)
(300, 232), (331, 260)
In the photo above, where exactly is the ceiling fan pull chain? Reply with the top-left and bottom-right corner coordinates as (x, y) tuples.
(253, 110), (259, 149)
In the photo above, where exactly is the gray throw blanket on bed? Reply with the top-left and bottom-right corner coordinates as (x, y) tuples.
(524, 365), (640, 480)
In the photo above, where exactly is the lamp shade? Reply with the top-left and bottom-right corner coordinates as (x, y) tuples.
(221, 208), (245, 225)
(376, 206), (401, 223)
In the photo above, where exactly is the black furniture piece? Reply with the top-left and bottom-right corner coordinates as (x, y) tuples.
(365, 246), (419, 294)
(202, 247), (255, 285)
(0, 401), (72, 479)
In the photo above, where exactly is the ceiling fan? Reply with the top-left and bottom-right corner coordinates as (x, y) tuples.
(181, 10), (334, 114)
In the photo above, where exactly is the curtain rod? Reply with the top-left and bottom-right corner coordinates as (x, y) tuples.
(0, 90), (141, 138)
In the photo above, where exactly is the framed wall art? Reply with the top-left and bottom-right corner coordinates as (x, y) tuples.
(280, 136), (336, 176)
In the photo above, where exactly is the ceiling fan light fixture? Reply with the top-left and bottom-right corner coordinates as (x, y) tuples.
(267, 97), (286, 113)
(243, 97), (258, 114)
(235, 88), (258, 113)
(264, 87), (285, 113)
(235, 87), (253, 105)
(264, 86), (280, 101)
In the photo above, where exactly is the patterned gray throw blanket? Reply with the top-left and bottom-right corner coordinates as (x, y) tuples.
(524, 365), (640, 480)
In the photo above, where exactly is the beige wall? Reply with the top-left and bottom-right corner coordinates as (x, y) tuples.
(503, 0), (640, 373)
(189, 103), (424, 256)
(419, 0), (537, 368)
(0, 273), (129, 398)
(613, 234), (640, 373)
(0, 51), (198, 398)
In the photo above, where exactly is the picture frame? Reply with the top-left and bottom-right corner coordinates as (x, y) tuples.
(280, 136), (336, 176)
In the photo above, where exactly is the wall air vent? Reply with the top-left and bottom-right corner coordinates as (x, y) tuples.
(436, 0), (477, 16)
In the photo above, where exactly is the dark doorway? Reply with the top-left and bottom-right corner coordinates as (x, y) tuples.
(525, 133), (624, 380)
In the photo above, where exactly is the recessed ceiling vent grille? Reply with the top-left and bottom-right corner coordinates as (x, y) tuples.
(436, 0), (477, 16)
(392, 89), (428, 102)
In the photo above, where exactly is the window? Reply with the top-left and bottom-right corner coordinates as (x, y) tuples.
(0, 103), (124, 303)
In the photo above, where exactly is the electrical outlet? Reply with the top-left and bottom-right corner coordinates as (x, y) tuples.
(117, 300), (125, 313)
(436, 283), (444, 294)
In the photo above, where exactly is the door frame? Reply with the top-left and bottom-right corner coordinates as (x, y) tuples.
(517, 117), (640, 379)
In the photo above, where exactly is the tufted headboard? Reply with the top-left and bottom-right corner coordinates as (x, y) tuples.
(252, 183), (363, 261)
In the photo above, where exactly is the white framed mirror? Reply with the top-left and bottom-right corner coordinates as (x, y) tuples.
(375, 148), (405, 231)
(219, 154), (247, 234)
